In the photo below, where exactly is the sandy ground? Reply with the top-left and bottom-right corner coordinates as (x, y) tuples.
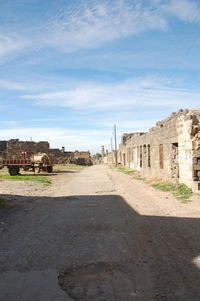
(0, 164), (200, 301)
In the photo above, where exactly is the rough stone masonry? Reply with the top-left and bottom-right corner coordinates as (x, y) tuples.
(0, 139), (91, 165)
(113, 109), (200, 192)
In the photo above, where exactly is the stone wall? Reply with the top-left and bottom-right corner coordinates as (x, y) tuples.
(0, 139), (50, 159)
(49, 149), (74, 164)
(0, 141), (7, 152)
(116, 109), (200, 192)
(0, 139), (90, 165)
(74, 151), (90, 159)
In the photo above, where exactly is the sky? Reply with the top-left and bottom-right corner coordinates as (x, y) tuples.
(0, 0), (200, 153)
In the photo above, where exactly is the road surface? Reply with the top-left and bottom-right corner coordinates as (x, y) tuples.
(0, 165), (200, 301)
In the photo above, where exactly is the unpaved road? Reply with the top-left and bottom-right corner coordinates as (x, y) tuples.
(0, 165), (200, 301)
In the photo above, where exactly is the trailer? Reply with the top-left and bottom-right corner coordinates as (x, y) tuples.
(0, 152), (54, 176)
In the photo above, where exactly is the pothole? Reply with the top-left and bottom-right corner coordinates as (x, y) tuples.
(58, 262), (134, 300)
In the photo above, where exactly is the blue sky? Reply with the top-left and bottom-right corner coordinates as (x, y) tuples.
(0, 0), (200, 153)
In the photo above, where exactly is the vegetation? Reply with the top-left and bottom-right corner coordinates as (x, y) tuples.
(114, 166), (145, 181)
(0, 175), (51, 185)
(133, 177), (145, 181)
(117, 167), (137, 175)
(151, 182), (174, 192)
(113, 165), (193, 203)
(151, 182), (193, 203)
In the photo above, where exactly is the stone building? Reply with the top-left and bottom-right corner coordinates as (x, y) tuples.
(0, 139), (91, 165)
(73, 150), (91, 159)
(116, 109), (200, 192)
(0, 139), (50, 159)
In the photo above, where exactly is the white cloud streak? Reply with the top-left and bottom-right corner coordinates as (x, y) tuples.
(0, 0), (200, 61)
(0, 127), (110, 152)
(0, 79), (25, 91)
(161, 0), (200, 22)
(0, 33), (28, 63)
(44, 0), (167, 52)
(23, 76), (200, 111)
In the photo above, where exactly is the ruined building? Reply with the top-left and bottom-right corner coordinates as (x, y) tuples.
(0, 139), (73, 163)
(116, 109), (200, 192)
(0, 139), (91, 165)
(0, 139), (50, 159)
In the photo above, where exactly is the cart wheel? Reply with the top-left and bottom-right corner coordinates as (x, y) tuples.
(9, 166), (20, 176)
(47, 166), (53, 173)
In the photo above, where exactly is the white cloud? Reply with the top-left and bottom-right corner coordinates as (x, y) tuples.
(44, 0), (167, 52)
(22, 76), (200, 111)
(0, 79), (25, 91)
(99, 119), (157, 131)
(1, 0), (200, 62)
(161, 0), (200, 22)
(0, 33), (28, 63)
(0, 127), (110, 152)
(0, 120), (17, 125)
(30, 118), (65, 122)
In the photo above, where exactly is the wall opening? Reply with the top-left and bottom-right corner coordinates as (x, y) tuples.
(123, 153), (126, 166)
(137, 147), (140, 166)
(143, 145), (147, 168)
(128, 147), (131, 167)
(140, 146), (142, 167)
(171, 143), (179, 179)
(131, 147), (134, 162)
(159, 144), (164, 169)
(148, 144), (151, 168)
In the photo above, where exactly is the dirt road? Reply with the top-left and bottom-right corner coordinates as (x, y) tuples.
(0, 165), (200, 301)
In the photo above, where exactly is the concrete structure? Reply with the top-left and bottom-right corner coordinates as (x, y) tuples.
(115, 109), (200, 192)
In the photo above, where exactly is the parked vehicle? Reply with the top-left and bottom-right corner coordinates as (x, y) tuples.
(0, 152), (54, 175)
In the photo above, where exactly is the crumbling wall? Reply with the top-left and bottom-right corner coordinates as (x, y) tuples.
(117, 109), (200, 192)
(190, 111), (200, 190)
(1, 139), (50, 159)
(74, 151), (90, 159)
(49, 149), (74, 164)
(176, 110), (200, 191)
(0, 139), (91, 165)
(118, 123), (178, 181)
(0, 141), (7, 152)
(177, 114), (193, 188)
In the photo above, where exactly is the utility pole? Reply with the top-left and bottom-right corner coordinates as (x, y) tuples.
(114, 124), (118, 166)
(111, 137), (113, 164)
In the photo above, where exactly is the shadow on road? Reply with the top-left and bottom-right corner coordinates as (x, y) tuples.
(0, 194), (200, 301)
(53, 170), (76, 174)
(17, 170), (76, 176)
